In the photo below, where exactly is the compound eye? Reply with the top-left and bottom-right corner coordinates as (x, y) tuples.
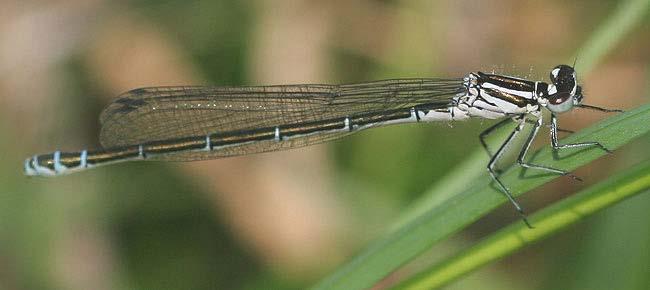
(550, 65), (577, 94)
(547, 92), (574, 113)
(550, 65), (574, 82)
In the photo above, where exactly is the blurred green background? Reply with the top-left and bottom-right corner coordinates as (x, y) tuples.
(1, 0), (648, 289)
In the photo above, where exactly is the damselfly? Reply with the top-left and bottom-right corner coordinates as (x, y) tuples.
(25, 64), (620, 227)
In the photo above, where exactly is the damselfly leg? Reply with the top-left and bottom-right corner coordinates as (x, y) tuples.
(550, 113), (614, 153)
(517, 115), (582, 181)
(487, 114), (578, 229)
(548, 104), (623, 154)
(485, 103), (621, 228)
(479, 118), (512, 158)
(485, 115), (533, 228)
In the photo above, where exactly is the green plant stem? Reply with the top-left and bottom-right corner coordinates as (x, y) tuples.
(392, 159), (650, 290)
(575, 0), (650, 73)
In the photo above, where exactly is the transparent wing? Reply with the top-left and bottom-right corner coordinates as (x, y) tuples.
(99, 78), (464, 160)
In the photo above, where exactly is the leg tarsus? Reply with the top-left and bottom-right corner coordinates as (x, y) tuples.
(519, 210), (534, 229)
(518, 161), (583, 181)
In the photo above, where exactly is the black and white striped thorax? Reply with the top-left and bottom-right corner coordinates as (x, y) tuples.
(25, 65), (585, 176)
(454, 71), (558, 119)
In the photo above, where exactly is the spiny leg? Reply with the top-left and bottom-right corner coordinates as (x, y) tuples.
(480, 117), (569, 158)
(487, 115), (533, 228)
(479, 117), (513, 157)
(529, 119), (574, 133)
(529, 119), (573, 134)
(551, 114), (613, 153)
(517, 115), (582, 181)
(553, 103), (622, 151)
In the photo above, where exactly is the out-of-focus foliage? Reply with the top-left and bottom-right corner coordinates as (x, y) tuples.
(0, 1), (648, 290)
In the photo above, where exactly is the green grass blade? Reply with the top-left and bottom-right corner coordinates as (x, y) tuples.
(392, 159), (650, 290)
(574, 0), (650, 73)
(311, 104), (650, 290)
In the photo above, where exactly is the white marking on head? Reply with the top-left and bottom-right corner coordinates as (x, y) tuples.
(274, 127), (280, 141)
(551, 68), (560, 79)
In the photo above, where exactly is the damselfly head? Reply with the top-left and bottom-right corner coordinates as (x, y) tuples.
(545, 64), (582, 113)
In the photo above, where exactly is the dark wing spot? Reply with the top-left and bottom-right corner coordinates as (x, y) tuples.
(129, 88), (149, 96)
(112, 97), (149, 114)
